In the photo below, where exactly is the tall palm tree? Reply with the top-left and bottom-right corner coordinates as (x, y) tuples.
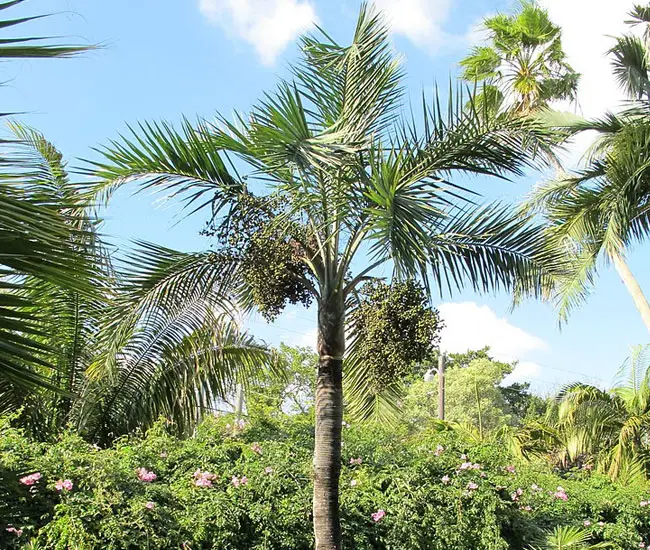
(88, 6), (560, 548)
(524, 5), (650, 331)
(459, 0), (578, 116)
(0, 0), (95, 390)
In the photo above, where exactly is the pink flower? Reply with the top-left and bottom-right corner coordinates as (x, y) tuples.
(480, 472), (487, 478)
(434, 445), (444, 456)
(231, 475), (243, 488)
(458, 462), (473, 470)
(583, 520), (591, 526)
(19, 472), (42, 486)
(251, 443), (262, 455)
(511, 492), (519, 502)
(523, 506), (532, 512)
(505, 465), (516, 474)
(160, 452), (168, 458)
(6, 527), (23, 536)
(136, 468), (157, 482)
(598, 521), (605, 526)
(470, 463), (482, 470)
(349, 457), (362, 466)
(350, 479), (358, 487)
(264, 467), (274, 474)
(145, 501), (155, 510)
(467, 482), (478, 490)
(240, 476), (248, 485)
(194, 469), (216, 488)
(441, 475), (450, 485)
(55, 479), (73, 492)
(553, 487), (568, 501)
(516, 488), (523, 496)
(371, 509), (386, 522)
(460, 454), (468, 460)
(640, 543), (646, 549)
(642, 501), (649, 507)
(531, 484), (542, 492)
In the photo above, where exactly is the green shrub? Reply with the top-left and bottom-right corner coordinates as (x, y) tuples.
(1, 414), (649, 549)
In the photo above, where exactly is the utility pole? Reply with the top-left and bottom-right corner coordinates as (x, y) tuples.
(234, 383), (245, 420)
(438, 352), (446, 421)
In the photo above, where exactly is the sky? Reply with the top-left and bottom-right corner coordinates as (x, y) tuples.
(6, 0), (649, 394)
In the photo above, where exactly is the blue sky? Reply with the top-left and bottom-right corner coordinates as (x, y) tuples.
(7, 0), (649, 393)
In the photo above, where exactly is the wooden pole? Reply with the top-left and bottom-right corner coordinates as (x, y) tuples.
(438, 353), (446, 420)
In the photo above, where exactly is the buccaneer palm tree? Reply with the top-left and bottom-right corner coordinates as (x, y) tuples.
(89, 6), (560, 548)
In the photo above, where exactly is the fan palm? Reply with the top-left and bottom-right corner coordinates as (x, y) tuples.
(0, 0), (95, 389)
(459, 1), (578, 116)
(528, 526), (611, 549)
(88, 5), (562, 547)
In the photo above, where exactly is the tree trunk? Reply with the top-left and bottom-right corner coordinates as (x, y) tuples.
(313, 292), (345, 550)
(611, 251), (650, 335)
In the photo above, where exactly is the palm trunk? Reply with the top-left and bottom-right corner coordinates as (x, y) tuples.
(313, 293), (344, 550)
(611, 251), (650, 335)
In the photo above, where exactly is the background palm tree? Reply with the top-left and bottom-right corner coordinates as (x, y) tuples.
(459, 0), (578, 116)
(87, 6), (562, 547)
(1, 125), (274, 443)
(0, 0), (96, 390)
(524, 4), (650, 331)
(545, 345), (650, 480)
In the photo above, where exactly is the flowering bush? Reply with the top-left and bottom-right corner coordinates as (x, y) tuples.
(1, 413), (649, 549)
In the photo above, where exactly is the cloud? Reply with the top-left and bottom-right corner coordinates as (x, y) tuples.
(373, 0), (452, 50)
(198, 0), (317, 66)
(294, 327), (318, 350)
(437, 302), (546, 384)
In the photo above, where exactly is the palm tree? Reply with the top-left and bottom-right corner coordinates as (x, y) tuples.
(1, 126), (273, 443)
(524, 5), (650, 331)
(459, 0), (578, 116)
(552, 345), (650, 480)
(0, 0), (95, 390)
(88, 6), (560, 548)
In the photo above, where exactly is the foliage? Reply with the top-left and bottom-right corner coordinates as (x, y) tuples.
(347, 280), (441, 391)
(405, 356), (516, 432)
(1, 413), (649, 549)
(0, 2), (95, 391)
(460, 0), (579, 114)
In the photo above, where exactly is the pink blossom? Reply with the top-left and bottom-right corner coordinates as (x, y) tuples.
(350, 479), (358, 487)
(553, 487), (568, 501)
(194, 469), (216, 488)
(516, 488), (523, 496)
(371, 509), (386, 522)
(505, 465), (516, 474)
(531, 484), (542, 492)
(6, 527), (23, 536)
(598, 521), (605, 526)
(19, 472), (42, 486)
(511, 492), (519, 502)
(349, 457), (362, 466)
(584, 520), (591, 526)
(264, 467), (274, 474)
(160, 452), (168, 458)
(642, 501), (649, 507)
(55, 479), (73, 492)
(460, 454), (468, 460)
(136, 468), (157, 482)
(251, 443), (262, 455)
(240, 476), (248, 485)
(470, 463), (482, 470)
(467, 482), (478, 490)
(434, 445), (444, 456)
(145, 501), (155, 510)
(523, 506), (532, 512)
(231, 475), (247, 487)
(640, 543), (646, 549)
(441, 475), (450, 485)
(458, 462), (473, 470)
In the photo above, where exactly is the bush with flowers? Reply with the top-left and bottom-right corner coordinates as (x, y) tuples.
(1, 412), (649, 549)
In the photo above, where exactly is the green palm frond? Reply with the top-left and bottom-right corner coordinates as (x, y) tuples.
(609, 35), (650, 100)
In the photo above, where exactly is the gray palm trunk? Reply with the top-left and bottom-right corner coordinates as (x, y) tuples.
(313, 292), (345, 549)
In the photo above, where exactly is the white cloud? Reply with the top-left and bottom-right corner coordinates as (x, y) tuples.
(198, 0), (317, 66)
(373, 0), (452, 50)
(437, 302), (546, 384)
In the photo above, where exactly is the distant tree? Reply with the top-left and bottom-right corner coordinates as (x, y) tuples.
(500, 381), (548, 422)
(405, 356), (515, 433)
